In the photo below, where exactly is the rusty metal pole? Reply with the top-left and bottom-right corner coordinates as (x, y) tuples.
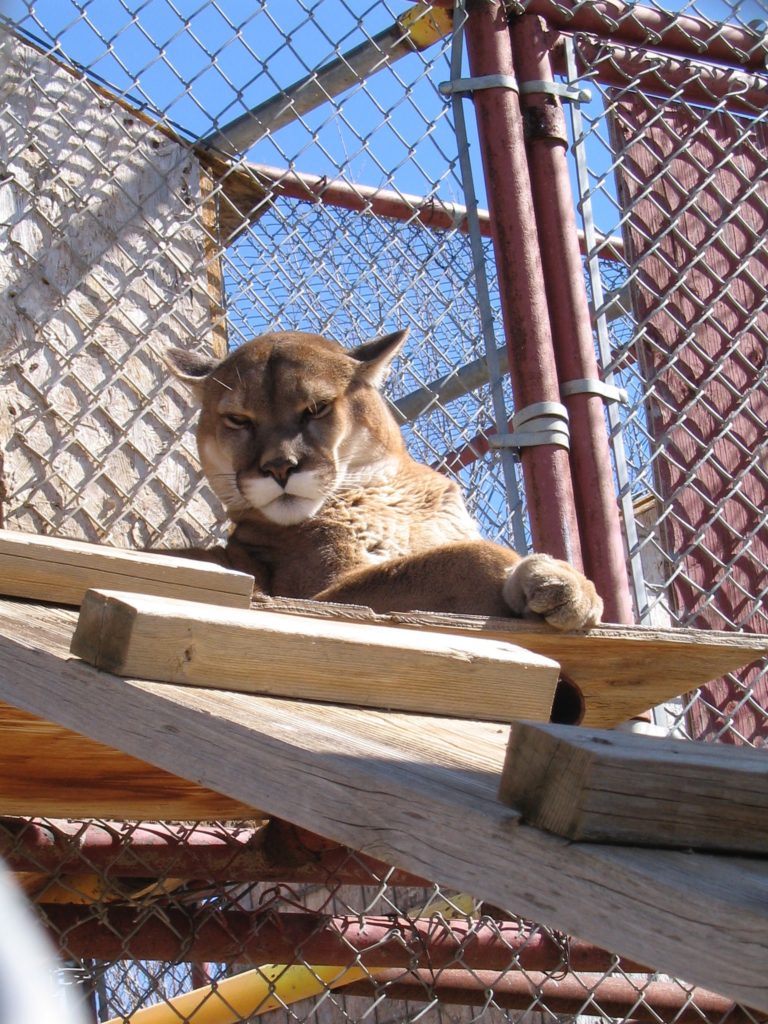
(40, 904), (653, 973)
(0, 818), (428, 887)
(463, 0), (583, 566)
(342, 969), (754, 1024)
(508, 14), (634, 624)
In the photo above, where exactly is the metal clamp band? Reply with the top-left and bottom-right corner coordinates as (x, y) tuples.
(439, 74), (519, 97)
(561, 378), (629, 404)
(519, 80), (592, 104)
(489, 401), (570, 452)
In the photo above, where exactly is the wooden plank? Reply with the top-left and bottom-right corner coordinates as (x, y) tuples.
(0, 603), (256, 819)
(71, 590), (561, 723)
(0, 700), (258, 820)
(1, 598), (767, 1010)
(499, 721), (768, 853)
(251, 596), (768, 727)
(0, 530), (254, 608)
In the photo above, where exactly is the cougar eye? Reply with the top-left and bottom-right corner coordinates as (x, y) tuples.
(304, 400), (332, 421)
(222, 413), (251, 430)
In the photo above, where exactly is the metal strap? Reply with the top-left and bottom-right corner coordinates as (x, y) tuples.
(561, 378), (629, 404)
(439, 74), (519, 97)
(489, 401), (570, 452)
(519, 80), (592, 104)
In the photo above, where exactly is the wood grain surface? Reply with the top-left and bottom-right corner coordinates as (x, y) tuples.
(500, 720), (768, 852)
(0, 597), (767, 1009)
(0, 530), (254, 608)
(72, 589), (560, 723)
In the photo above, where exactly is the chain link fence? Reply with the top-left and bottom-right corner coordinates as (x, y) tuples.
(0, 0), (766, 1021)
(565, 31), (767, 742)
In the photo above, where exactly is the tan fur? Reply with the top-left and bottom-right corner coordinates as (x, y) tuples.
(165, 330), (603, 629)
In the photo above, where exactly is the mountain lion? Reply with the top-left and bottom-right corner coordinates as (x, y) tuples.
(166, 329), (602, 629)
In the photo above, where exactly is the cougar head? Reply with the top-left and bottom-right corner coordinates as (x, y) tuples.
(166, 329), (408, 526)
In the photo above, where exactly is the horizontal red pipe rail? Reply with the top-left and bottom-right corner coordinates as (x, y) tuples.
(434, 428), (496, 474)
(430, 0), (768, 71)
(343, 969), (754, 1024)
(0, 818), (428, 887)
(557, 39), (768, 117)
(234, 162), (623, 259)
(526, 0), (768, 72)
(40, 905), (653, 973)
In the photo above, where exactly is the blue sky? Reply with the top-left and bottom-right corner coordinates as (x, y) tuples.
(2, 1), (464, 202)
(5, 0), (765, 220)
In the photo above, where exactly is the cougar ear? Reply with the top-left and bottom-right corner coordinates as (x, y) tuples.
(164, 347), (220, 398)
(350, 328), (409, 388)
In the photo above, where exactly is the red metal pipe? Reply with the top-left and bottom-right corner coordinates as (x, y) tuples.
(509, 15), (634, 625)
(228, 162), (624, 259)
(39, 905), (652, 974)
(464, 0), (583, 566)
(431, 0), (768, 71)
(0, 818), (428, 887)
(434, 429), (496, 473)
(342, 969), (755, 1024)
(555, 39), (768, 118)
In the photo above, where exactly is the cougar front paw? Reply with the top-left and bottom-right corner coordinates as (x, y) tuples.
(502, 553), (603, 630)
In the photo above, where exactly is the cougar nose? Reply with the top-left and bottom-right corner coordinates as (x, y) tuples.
(261, 456), (297, 486)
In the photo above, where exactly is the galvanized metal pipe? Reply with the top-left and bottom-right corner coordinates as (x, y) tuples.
(204, 5), (452, 154)
(342, 969), (754, 1024)
(464, 0), (583, 565)
(40, 904), (652, 974)
(509, 14), (634, 624)
(206, 0), (765, 157)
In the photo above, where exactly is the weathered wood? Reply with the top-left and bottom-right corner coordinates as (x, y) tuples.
(71, 590), (561, 723)
(250, 595), (768, 727)
(1, 597), (768, 1009)
(499, 721), (768, 853)
(0, 530), (254, 608)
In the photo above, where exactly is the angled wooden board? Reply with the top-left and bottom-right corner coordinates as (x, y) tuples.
(71, 589), (560, 723)
(251, 596), (768, 728)
(0, 598), (767, 1010)
(0, 529), (254, 608)
(500, 721), (768, 853)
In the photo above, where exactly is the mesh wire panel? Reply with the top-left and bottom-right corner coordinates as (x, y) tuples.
(566, 36), (767, 742)
(0, 0), (767, 1021)
(4, 816), (757, 1024)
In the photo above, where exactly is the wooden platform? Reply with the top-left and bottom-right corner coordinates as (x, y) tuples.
(0, 595), (767, 1010)
(249, 594), (768, 727)
(0, 529), (254, 608)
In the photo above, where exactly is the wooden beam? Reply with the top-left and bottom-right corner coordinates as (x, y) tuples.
(499, 721), (768, 853)
(0, 701), (257, 820)
(71, 590), (561, 723)
(0, 529), (254, 608)
(249, 596), (768, 727)
(1, 598), (767, 1010)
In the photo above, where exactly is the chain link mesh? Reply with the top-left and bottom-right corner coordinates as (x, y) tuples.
(565, 34), (767, 741)
(1, 0), (766, 1020)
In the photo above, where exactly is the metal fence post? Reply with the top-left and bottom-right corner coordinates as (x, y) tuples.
(508, 14), (635, 624)
(463, 0), (584, 569)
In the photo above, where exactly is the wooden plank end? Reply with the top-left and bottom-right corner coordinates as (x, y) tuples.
(70, 590), (140, 674)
